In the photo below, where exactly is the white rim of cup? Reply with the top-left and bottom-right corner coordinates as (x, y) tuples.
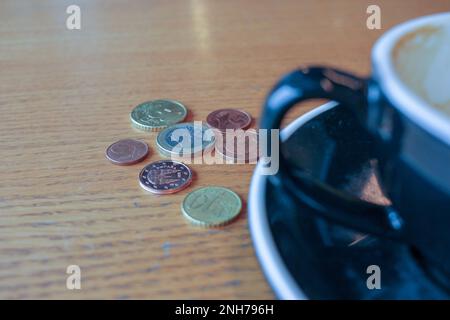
(248, 101), (338, 300)
(372, 12), (450, 146)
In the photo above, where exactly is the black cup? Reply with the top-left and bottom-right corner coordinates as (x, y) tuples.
(260, 13), (450, 281)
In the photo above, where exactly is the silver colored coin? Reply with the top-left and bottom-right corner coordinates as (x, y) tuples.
(156, 122), (215, 158)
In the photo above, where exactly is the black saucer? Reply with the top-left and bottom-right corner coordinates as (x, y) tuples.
(249, 102), (450, 299)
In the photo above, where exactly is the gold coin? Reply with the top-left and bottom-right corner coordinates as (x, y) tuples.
(181, 186), (242, 227)
(130, 99), (187, 131)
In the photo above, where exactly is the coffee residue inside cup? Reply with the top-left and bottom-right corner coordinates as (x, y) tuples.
(393, 21), (450, 117)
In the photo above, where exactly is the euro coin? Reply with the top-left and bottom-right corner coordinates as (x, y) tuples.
(106, 139), (149, 165)
(181, 186), (242, 227)
(206, 109), (252, 132)
(215, 129), (259, 163)
(156, 122), (215, 158)
(130, 99), (187, 131)
(139, 160), (192, 194)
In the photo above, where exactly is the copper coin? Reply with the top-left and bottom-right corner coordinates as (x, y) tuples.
(206, 109), (252, 132)
(215, 129), (259, 163)
(139, 160), (192, 194)
(106, 139), (149, 165)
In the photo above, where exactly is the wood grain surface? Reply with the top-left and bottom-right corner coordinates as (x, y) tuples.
(1, 0), (448, 299)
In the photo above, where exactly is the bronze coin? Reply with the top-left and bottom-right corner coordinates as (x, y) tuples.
(139, 160), (192, 194)
(215, 129), (259, 163)
(206, 109), (252, 132)
(106, 139), (149, 165)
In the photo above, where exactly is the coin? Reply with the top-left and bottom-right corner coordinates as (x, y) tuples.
(206, 109), (252, 132)
(156, 122), (215, 158)
(215, 129), (259, 163)
(105, 139), (149, 165)
(139, 160), (192, 194)
(181, 186), (242, 227)
(130, 99), (187, 131)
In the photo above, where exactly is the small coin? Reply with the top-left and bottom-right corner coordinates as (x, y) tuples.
(206, 109), (252, 132)
(157, 122), (215, 158)
(139, 160), (192, 194)
(106, 139), (149, 165)
(130, 99), (187, 131)
(215, 129), (259, 163)
(181, 186), (242, 227)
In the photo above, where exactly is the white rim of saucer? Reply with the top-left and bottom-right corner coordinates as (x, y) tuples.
(372, 12), (450, 146)
(248, 101), (338, 300)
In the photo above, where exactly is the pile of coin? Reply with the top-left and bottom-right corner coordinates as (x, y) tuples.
(206, 109), (259, 163)
(105, 99), (252, 227)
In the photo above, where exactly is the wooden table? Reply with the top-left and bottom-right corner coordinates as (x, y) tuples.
(1, 0), (448, 299)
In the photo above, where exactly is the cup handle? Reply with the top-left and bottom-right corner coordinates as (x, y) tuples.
(260, 66), (405, 240)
